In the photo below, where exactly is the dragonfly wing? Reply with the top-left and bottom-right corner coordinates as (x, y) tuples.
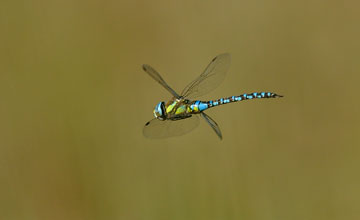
(200, 112), (222, 140)
(142, 64), (181, 99)
(181, 53), (231, 99)
(143, 115), (200, 139)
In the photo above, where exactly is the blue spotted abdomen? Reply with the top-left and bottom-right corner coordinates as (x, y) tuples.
(189, 92), (283, 113)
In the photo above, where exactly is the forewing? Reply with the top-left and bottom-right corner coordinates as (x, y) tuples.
(200, 112), (222, 140)
(143, 115), (200, 139)
(142, 64), (181, 99)
(181, 53), (231, 99)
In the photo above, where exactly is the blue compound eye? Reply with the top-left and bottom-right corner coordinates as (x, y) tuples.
(153, 102), (166, 120)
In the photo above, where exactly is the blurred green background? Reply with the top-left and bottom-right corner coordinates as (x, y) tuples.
(1, 0), (359, 219)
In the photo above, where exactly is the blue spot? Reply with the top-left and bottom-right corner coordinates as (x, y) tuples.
(209, 101), (213, 106)
(220, 98), (223, 104)
(253, 92), (257, 97)
(232, 96), (235, 101)
(261, 92), (265, 97)
(198, 102), (208, 111)
(248, 95), (253, 99)
(267, 92), (271, 96)
(214, 101), (218, 106)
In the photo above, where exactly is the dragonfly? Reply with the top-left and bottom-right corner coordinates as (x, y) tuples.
(142, 53), (283, 140)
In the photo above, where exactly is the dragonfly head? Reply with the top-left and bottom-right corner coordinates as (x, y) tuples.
(153, 101), (167, 120)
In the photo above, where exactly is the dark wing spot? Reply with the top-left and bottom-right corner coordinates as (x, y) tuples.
(142, 65), (147, 71)
(145, 121), (150, 126)
(212, 56), (217, 62)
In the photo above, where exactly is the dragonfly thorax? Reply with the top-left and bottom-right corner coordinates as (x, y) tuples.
(153, 101), (167, 120)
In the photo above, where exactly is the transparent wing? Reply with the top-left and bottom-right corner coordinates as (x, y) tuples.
(181, 53), (231, 99)
(142, 64), (181, 99)
(200, 112), (222, 140)
(143, 115), (200, 139)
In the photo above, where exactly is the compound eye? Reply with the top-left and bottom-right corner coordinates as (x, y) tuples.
(153, 102), (166, 120)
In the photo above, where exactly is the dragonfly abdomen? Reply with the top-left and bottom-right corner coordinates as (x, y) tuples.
(190, 92), (282, 113)
(209, 92), (283, 108)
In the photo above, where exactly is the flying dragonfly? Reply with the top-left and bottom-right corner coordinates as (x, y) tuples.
(142, 53), (282, 140)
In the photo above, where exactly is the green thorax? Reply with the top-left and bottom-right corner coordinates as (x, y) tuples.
(164, 98), (197, 119)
